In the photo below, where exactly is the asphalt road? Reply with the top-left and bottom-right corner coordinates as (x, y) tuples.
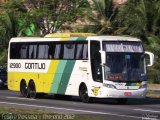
(0, 87), (160, 120)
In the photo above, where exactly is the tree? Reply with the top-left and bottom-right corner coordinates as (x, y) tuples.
(114, 0), (160, 40)
(0, 0), (90, 37)
(26, 0), (90, 35)
(0, 0), (36, 38)
(86, 0), (118, 34)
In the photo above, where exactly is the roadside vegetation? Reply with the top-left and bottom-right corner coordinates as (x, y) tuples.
(0, 106), (105, 120)
(0, 0), (160, 82)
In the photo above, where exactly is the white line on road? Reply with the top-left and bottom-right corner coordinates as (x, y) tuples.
(0, 101), (142, 119)
(134, 109), (160, 113)
(6, 97), (36, 100)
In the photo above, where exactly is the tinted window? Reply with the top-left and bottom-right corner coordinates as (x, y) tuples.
(20, 45), (28, 59)
(38, 45), (49, 59)
(29, 45), (37, 59)
(10, 43), (20, 59)
(63, 44), (75, 59)
(10, 41), (88, 60)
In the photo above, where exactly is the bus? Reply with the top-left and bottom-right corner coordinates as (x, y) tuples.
(8, 33), (154, 103)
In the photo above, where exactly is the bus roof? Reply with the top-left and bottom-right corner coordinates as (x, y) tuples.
(88, 36), (141, 42)
(44, 33), (96, 38)
(9, 33), (141, 42)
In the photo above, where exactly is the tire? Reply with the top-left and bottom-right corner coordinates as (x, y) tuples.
(28, 81), (36, 99)
(116, 98), (128, 104)
(20, 81), (28, 97)
(79, 85), (93, 103)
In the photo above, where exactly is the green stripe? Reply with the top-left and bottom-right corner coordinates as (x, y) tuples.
(57, 60), (76, 94)
(50, 37), (87, 94)
(56, 37), (87, 94)
(50, 60), (67, 93)
(76, 37), (87, 41)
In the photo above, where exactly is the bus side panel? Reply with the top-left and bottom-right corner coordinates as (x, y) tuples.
(49, 60), (89, 96)
(49, 60), (68, 94)
(8, 60), (52, 93)
(64, 60), (89, 96)
(8, 72), (38, 91)
(42, 60), (59, 93)
(8, 72), (19, 91)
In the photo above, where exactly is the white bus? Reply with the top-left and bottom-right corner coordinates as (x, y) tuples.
(8, 33), (154, 103)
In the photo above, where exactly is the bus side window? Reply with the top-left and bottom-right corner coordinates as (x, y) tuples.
(54, 44), (61, 59)
(29, 45), (37, 59)
(63, 44), (75, 59)
(83, 44), (88, 59)
(48, 44), (55, 59)
(20, 45), (28, 59)
(38, 45), (49, 59)
(76, 44), (83, 59)
(10, 43), (20, 59)
(75, 43), (88, 60)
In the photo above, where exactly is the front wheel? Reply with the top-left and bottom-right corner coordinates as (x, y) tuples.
(79, 85), (93, 103)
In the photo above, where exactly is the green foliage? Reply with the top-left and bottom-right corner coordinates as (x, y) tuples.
(114, 0), (160, 40)
(0, 48), (7, 68)
(27, 0), (90, 34)
(87, 0), (119, 34)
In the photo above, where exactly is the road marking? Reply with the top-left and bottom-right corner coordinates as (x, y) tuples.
(134, 109), (160, 113)
(0, 101), (142, 119)
(6, 97), (36, 101)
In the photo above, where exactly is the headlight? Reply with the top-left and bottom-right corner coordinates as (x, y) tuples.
(139, 84), (147, 89)
(103, 83), (116, 89)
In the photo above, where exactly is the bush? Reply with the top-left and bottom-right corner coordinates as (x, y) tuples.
(147, 68), (160, 84)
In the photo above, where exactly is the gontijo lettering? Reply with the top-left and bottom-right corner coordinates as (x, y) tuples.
(25, 63), (45, 69)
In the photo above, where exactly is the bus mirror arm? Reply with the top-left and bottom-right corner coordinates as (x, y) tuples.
(99, 50), (106, 65)
(145, 51), (154, 67)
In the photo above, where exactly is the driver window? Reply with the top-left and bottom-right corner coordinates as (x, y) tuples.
(90, 41), (102, 82)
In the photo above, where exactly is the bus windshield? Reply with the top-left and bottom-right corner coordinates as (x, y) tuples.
(103, 41), (146, 82)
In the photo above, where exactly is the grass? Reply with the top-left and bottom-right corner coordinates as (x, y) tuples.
(0, 106), (105, 120)
(147, 84), (160, 98)
(147, 84), (160, 90)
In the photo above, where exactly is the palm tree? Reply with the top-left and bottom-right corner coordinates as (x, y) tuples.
(87, 0), (118, 34)
(114, 0), (160, 41)
(0, 0), (36, 38)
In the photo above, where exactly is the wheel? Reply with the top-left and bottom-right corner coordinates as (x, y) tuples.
(20, 81), (28, 97)
(79, 85), (93, 103)
(28, 81), (36, 99)
(116, 98), (128, 104)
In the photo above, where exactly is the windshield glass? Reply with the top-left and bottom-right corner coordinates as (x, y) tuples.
(103, 41), (146, 82)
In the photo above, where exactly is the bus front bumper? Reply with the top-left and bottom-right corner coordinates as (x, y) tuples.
(90, 87), (147, 98)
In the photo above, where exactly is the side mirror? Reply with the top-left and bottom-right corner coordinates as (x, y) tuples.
(99, 50), (106, 64)
(145, 51), (154, 67)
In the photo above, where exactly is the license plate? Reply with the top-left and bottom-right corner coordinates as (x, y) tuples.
(124, 92), (132, 96)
